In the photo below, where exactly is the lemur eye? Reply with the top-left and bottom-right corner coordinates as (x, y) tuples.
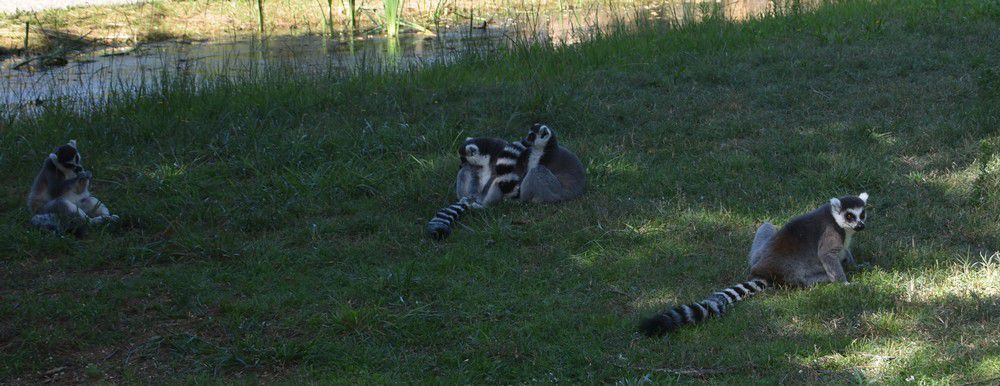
(846, 213), (855, 221)
(860, 211), (866, 219)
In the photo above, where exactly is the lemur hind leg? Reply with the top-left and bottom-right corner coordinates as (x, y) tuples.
(474, 177), (504, 208)
(519, 165), (563, 203)
(748, 222), (777, 267)
(800, 271), (836, 287)
(455, 165), (480, 201)
(43, 198), (89, 220)
(78, 196), (118, 222)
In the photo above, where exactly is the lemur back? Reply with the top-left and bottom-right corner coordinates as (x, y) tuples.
(519, 124), (586, 203)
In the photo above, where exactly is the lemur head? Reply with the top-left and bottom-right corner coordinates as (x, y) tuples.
(527, 123), (557, 149)
(459, 137), (498, 167)
(49, 139), (83, 174)
(830, 192), (868, 231)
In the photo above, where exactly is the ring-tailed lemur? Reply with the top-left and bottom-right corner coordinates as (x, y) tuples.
(476, 136), (532, 207)
(27, 140), (119, 233)
(640, 193), (869, 336)
(426, 137), (508, 240)
(518, 124), (586, 203)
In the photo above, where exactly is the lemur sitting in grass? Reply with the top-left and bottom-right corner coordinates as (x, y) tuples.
(28, 140), (119, 234)
(640, 193), (869, 336)
(425, 124), (586, 240)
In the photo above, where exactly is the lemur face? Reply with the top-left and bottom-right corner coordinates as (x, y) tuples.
(527, 124), (554, 148)
(50, 140), (83, 174)
(830, 192), (868, 231)
(459, 138), (490, 167)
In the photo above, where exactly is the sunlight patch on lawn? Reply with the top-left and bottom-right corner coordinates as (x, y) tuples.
(904, 252), (999, 302)
(408, 154), (439, 172)
(596, 155), (642, 176)
(806, 337), (928, 382)
(920, 153), (1000, 198)
(149, 161), (190, 183)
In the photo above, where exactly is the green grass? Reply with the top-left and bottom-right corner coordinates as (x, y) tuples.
(2, 0), (999, 383)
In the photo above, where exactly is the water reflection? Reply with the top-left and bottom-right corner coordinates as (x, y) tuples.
(0, 0), (787, 115)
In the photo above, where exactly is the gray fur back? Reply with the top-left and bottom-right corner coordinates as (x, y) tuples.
(552, 146), (586, 196)
(749, 223), (777, 267)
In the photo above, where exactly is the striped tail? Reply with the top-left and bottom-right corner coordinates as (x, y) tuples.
(494, 139), (530, 200)
(639, 278), (769, 337)
(426, 198), (472, 240)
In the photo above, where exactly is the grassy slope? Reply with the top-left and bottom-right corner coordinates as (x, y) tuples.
(2, 0), (999, 383)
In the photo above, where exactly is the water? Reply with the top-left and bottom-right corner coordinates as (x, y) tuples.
(0, 0), (781, 115)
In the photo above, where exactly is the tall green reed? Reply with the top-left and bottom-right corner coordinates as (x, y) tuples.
(384, 0), (401, 37)
(257, 0), (266, 35)
(344, 0), (358, 31)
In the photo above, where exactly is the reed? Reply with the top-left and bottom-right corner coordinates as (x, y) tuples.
(22, 21), (29, 54)
(430, 0), (450, 29)
(257, 0), (266, 35)
(344, 0), (358, 31)
(384, 0), (401, 37)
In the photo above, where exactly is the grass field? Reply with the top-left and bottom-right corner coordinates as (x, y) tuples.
(1, 0), (999, 383)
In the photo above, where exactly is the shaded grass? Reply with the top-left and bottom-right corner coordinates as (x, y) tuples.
(1, 0), (999, 383)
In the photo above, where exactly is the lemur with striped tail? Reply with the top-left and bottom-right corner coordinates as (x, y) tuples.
(426, 137), (520, 240)
(640, 193), (869, 336)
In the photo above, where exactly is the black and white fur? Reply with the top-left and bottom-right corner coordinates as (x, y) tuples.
(27, 140), (118, 233)
(475, 137), (531, 207)
(425, 197), (473, 240)
(518, 124), (586, 203)
(426, 137), (507, 240)
(639, 278), (769, 336)
(640, 193), (869, 336)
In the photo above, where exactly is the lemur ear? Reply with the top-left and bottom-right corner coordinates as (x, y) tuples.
(49, 153), (57, 160)
(465, 137), (473, 142)
(858, 192), (869, 203)
(830, 198), (842, 211)
(68, 139), (77, 147)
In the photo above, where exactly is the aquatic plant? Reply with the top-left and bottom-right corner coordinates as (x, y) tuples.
(384, 0), (401, 37)
(257, 0), (266, 34)
(343, 0), (358, 31)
